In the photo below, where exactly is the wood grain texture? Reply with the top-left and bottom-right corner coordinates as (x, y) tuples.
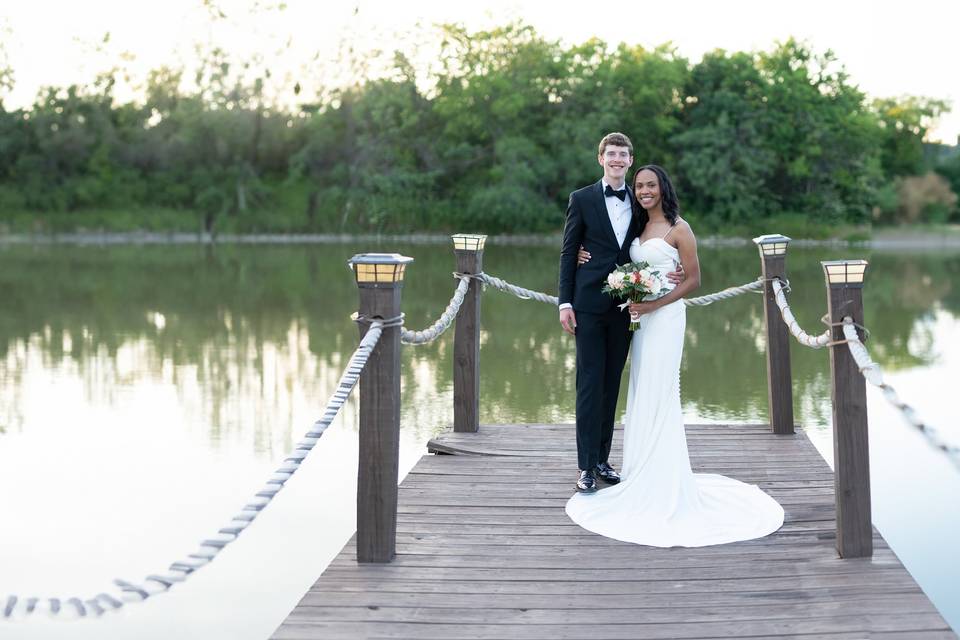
(453, 249), (482, 433)
(827, 285), (873, 558)
(272, 423), (953, 639)
(760, 254), (796, 435)
(355, 285), (403, 563)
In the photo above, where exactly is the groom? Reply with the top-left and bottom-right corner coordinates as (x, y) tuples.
(558, 132), (681, 493)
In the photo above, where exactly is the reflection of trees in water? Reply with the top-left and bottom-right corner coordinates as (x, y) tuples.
(0, 244), (362, 445)
(855, 254), (950, 370)
(0, 242), (956, 443)
(680, 249), (770, 420)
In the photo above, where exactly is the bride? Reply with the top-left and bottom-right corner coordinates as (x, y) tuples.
(565, 165), (785, 547)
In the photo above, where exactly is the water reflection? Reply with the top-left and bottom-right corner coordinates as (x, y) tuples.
(0, 241), (958, 636)
(2, 243), (956, 433)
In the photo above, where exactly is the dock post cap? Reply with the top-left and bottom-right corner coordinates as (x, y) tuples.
(451, 233), (487, 252)
(347, 253), (414, 286)
(821, 259), (869, 288)
(752, 234), (791, 256)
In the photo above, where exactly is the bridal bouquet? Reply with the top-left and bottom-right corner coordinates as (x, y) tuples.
(602, 261), (664, 330)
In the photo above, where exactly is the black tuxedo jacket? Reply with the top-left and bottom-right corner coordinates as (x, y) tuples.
(558, 181), (640, 313)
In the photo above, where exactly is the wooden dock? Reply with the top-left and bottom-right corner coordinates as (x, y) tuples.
(271, 423), (954, 639)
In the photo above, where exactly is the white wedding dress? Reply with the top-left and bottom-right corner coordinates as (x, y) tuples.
(565, 234), (785, 547)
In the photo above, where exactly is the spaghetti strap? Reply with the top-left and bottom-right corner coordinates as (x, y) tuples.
(661, 223), (677, 240)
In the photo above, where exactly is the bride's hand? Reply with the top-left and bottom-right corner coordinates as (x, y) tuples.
(577, 246), (591, 266)
(628, 301), (657, 319)
(666, 262), (684, 285)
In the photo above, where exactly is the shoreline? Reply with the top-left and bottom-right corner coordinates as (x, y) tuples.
(1, 230), (960, 250)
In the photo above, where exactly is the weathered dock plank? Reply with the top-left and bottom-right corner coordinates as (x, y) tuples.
(272, 424), (954, 639)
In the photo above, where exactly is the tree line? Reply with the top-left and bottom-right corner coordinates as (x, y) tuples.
(0, 22), (956, 235)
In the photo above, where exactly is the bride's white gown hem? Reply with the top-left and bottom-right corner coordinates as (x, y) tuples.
(565, 236), (785, 547)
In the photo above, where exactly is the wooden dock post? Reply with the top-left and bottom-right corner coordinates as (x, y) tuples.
(752, 234), (795, 435)
(822, 259), (872, 558)
(451, 234), (486, 433)
(347, 252), (413, 563)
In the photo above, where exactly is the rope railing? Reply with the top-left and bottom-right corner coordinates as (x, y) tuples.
(394, 271), (958, 472)
(770, 278), (832, 349)
(476, 272), (764, 309)
(684, 278), (764, 306)
(841, 319), (960, 470)
(401, 276), (470, 345)
(3, 320), (387, 619)
(476, 273), (559, 305)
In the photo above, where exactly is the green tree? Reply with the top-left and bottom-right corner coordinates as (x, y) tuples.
(292, 49), (441, 232)
(756, 39), (881, 222)
(0, 31), (25, 214)
(0, 20), (953, 235)
(0, 25), (13, 108)
(673, 50), (776, 224)
(430, 25), (687, 231)
(873, 96), (950, 176)
(5, 75), (149, 213)
(933, 152), (960, 221)
(430, 23), (569, 230)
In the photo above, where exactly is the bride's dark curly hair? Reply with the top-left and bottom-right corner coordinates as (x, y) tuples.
(633, 164), (681, 229)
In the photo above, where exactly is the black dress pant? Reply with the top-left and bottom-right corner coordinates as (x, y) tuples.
(574, 306), (631, 471)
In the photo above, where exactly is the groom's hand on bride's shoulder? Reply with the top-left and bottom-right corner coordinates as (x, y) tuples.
(560, 308), (577, 335)
(666, 263), (685, 285)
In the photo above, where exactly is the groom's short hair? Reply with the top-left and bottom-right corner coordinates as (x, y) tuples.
(598, 132), (633, 156)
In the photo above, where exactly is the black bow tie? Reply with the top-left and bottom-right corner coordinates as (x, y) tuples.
(604, 185), (627, 201)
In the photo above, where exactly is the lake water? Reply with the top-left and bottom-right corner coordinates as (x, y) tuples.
(0, 239), (958, 638)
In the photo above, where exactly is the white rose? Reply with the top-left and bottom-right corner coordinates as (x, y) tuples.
(648, 276), (662, 295)
(607, 272), (625, 290)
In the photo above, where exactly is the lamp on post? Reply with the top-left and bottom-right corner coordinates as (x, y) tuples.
(347, 252), (413, 563)
(821, 259), (872, 559)
(822, 260), (868, 287)
(451, 233), (487, 252)
(751, 234), (794, 435)
(348, 252), (413, 286)
(753, 234), (791, 257)
(450, 234), (487, 434)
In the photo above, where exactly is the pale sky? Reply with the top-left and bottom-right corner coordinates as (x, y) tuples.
(2, 0), (958, 142)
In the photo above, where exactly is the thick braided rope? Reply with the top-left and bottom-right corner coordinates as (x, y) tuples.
(770, 278), (832, 348)
(477, 272), (762, 309)
(2, 321), (386, 619)
(841, 320), (960, 470)
(476, 273), (559, 305)
(401, 277), (470, 344)
(683, 279), (764, 306)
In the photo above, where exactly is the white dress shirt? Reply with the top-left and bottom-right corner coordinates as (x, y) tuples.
(601, 178), (633, 249)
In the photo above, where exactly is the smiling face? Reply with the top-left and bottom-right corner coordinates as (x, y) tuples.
(634, 168), (661, 211)
(598, 144), (633, 188)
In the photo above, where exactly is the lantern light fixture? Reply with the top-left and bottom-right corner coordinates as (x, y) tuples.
(347, 253), (414, 286)
(451, 234), (487, 252)
(821, 259), (869, 287)
(752, 233), (792, 257)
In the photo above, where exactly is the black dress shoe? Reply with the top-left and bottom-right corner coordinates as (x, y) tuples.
(576, 469), (598, 493)
(596, 461), (621, 484)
